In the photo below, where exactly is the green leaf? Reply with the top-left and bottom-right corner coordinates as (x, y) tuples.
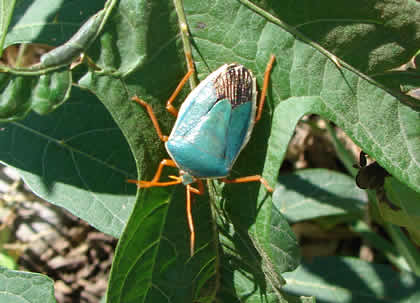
(107, 187), (217, 303)
(385, 224), (420, 276)
(382, 176), (420, 228)
(375, 177), (420, 269)
(4, 0), (104, 47)
(218, 254), (313, 303)
(0, 266), (56, 303)
(0, 87), (136, 237)
(0, 68), (71, 121)
(273, 169), (367, 223)
(235, 1), (420, 193)
(216, 203), (300, 302)
(351, 220), (411, 273)
(261, 0), (420, 75)
(0, 0), (16, 54)
(282, 257), (420, 303)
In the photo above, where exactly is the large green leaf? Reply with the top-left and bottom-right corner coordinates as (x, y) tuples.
(282, 257), (420, 302)
(0, 266), (56, 303)
(273, 169), (367, 223)
(107, 187), (217, 303)
(216, 197), (300, 302)
(0, 86), (136, 237)
(261, 0), (420, 75)
(217, 254), (314, 303)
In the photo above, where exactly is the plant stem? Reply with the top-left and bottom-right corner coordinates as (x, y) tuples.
(173, 0), (198, 88)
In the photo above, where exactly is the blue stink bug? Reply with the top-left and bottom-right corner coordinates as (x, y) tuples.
(128, 54), (276, 255)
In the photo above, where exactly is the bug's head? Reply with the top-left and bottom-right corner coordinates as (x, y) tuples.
(179, 170), (195, 185)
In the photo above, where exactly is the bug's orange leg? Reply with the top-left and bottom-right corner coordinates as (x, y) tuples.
(191, 179), (205, 196)
(186, 180), (204, 256)
(255, 55), (276, 123)
(186, 185), (195, 256)
(126, 159), (181, 188)
(221, 175), (273, 192)
(131, 96), (169, 142)
(166, 52), (195, 117)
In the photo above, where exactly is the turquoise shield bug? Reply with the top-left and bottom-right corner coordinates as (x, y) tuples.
(128, 54), (276, 255)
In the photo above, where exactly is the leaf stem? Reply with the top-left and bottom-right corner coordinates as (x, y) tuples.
(173, 0), (198, 88)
